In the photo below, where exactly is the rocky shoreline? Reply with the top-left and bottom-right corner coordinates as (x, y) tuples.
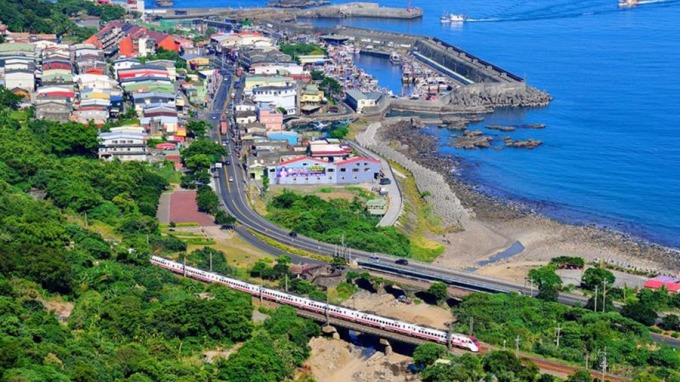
(376, 120), (680, 272)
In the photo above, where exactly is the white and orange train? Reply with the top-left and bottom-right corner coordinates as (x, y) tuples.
(151, 256), (481, 352)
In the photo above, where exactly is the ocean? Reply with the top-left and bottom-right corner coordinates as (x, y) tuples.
(147, 0), (680, 248)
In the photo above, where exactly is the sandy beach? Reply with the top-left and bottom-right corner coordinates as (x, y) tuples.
(374, 120), (680, 282)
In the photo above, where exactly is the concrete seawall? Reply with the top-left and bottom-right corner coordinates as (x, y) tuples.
(296, 2), (423, 19)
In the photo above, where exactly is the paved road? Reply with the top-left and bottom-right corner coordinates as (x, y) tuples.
(349, 142), (403, 227)
(199, 68), (680, 348)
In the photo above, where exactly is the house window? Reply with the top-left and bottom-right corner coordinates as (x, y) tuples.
(352, 168), (358, 172)
(327, 168), (334, 173)
(340, 168), (346, 172)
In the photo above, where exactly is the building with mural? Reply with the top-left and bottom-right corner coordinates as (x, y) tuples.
(266, 156), (381, 186)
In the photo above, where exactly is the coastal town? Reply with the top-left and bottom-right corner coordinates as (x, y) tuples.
(1, 1), (679, 382)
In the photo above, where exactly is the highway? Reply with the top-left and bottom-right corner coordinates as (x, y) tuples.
(200, 66), (680, 348)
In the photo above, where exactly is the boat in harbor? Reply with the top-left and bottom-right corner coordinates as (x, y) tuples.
(155, 0), (174, 6)
(618, 0), (639, 7)
(389, 52), (402, 65)
(440, 12), (450, 23)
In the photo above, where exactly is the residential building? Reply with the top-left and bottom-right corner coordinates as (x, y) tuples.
(257, 104), (283, 131)
(98, 127), (148, 161)
(644, 276), (680, 294)
(252, 85), (297, 115)
(345, 89), (382, 114)
(35, 99), (71, 122)
(236, 110), (257, 126)
(4, 70), (34, 93)
(307, 140), (352, 161)
(72, 106), (109, 126)
(244, 75), (294, 95)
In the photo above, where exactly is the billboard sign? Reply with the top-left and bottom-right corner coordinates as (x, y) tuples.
(276, 164), (326, 178)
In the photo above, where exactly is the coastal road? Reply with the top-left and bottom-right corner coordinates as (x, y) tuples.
(201, 71), (680, 348)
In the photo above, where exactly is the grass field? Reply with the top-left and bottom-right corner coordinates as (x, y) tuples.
(388, 160), (446, 262)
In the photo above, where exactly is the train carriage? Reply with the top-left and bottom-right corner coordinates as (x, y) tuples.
(150, 256), (481, 352)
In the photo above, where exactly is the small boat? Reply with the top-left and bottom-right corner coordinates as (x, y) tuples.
(389, 52), (402, 65)
(618, 0), (638, 7)
(449, 14), (467, 22)
(440, 11), (451, 23)
(313, 121), (329, 129)
(354, 47), (361, 55)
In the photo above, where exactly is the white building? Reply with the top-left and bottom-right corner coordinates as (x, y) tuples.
(98, 127), (148, 162)
(252, 85), (297, 115)
(4, 70), (34, 92)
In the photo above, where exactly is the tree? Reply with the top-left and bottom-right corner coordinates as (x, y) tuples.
(528, 264), (562, 302)
(214, 210), (236, 227)
(184, 154), (212, 172)
(196, 186), (220, 214)
(262, 176), (270, 194)
(581, 267), (615, 291)
(413, 343), (447, 366)
(0, 86), (24, 109)
(319, 77), (343, 100)
(661, 314), (680, 331)
(566, 370), (592, 382)
(185, 120), (210, 138)
(620, 302), (658, 326)
(427, 281), (448, 303)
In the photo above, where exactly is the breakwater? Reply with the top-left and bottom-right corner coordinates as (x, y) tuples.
(296, 2), (423, 19)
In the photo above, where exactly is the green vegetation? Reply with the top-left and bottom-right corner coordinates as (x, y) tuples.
(528, 264), (563, 302)
(267, 190), (411, 257)
(217, 306), (320, 381)
(185, 120), (211, 138)
(249, 256), (329, 301)
(279, 43), (326, 62)
(580, 266), (615, 291)
(427, 281), (449, 303)
(329, 124), (349, 139)
(416, 346), (569, 382)
(0, 0), (129, 41)
(388, 160), (446, 262)
(309, 69), (343, 100)
(0, 99), (320, 381)
(452, 292), (680, 379)
(550, 256), (585, 269)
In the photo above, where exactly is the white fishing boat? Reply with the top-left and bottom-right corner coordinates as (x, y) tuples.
(618, 0), (639, 7)
(389, 52), (402, 65)
(449, 14), (467, 22)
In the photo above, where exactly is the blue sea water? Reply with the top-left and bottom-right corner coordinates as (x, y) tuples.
(147, 0), (680, 248)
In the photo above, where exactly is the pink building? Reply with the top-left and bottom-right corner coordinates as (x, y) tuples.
(258, 105), (283, 132)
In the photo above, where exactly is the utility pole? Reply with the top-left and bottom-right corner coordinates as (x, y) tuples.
(259, 285), (263, 302)
(324, 295), (330, 325)
(602, 281), (607, 313)
(594, 285), (599, 312)
(600, 347), (608, 381)
(209, 251), (213, 272)
(515, 335), (520, 355)
(529, 279), (534, 297)
(469, 317), (474, 336)
(182, 255), (186, 277)
(447, 323), (452, 351)
(585, 352), (590, 370)
(285, 274), (288, 292)
(555, 323), (561, 349)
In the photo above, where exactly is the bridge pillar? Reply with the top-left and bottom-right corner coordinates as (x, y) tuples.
(379, 338), (393, 355)
(322, 325), (340, 340)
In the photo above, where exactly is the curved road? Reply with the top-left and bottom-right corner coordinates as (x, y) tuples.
(202, 71), (680, 347)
